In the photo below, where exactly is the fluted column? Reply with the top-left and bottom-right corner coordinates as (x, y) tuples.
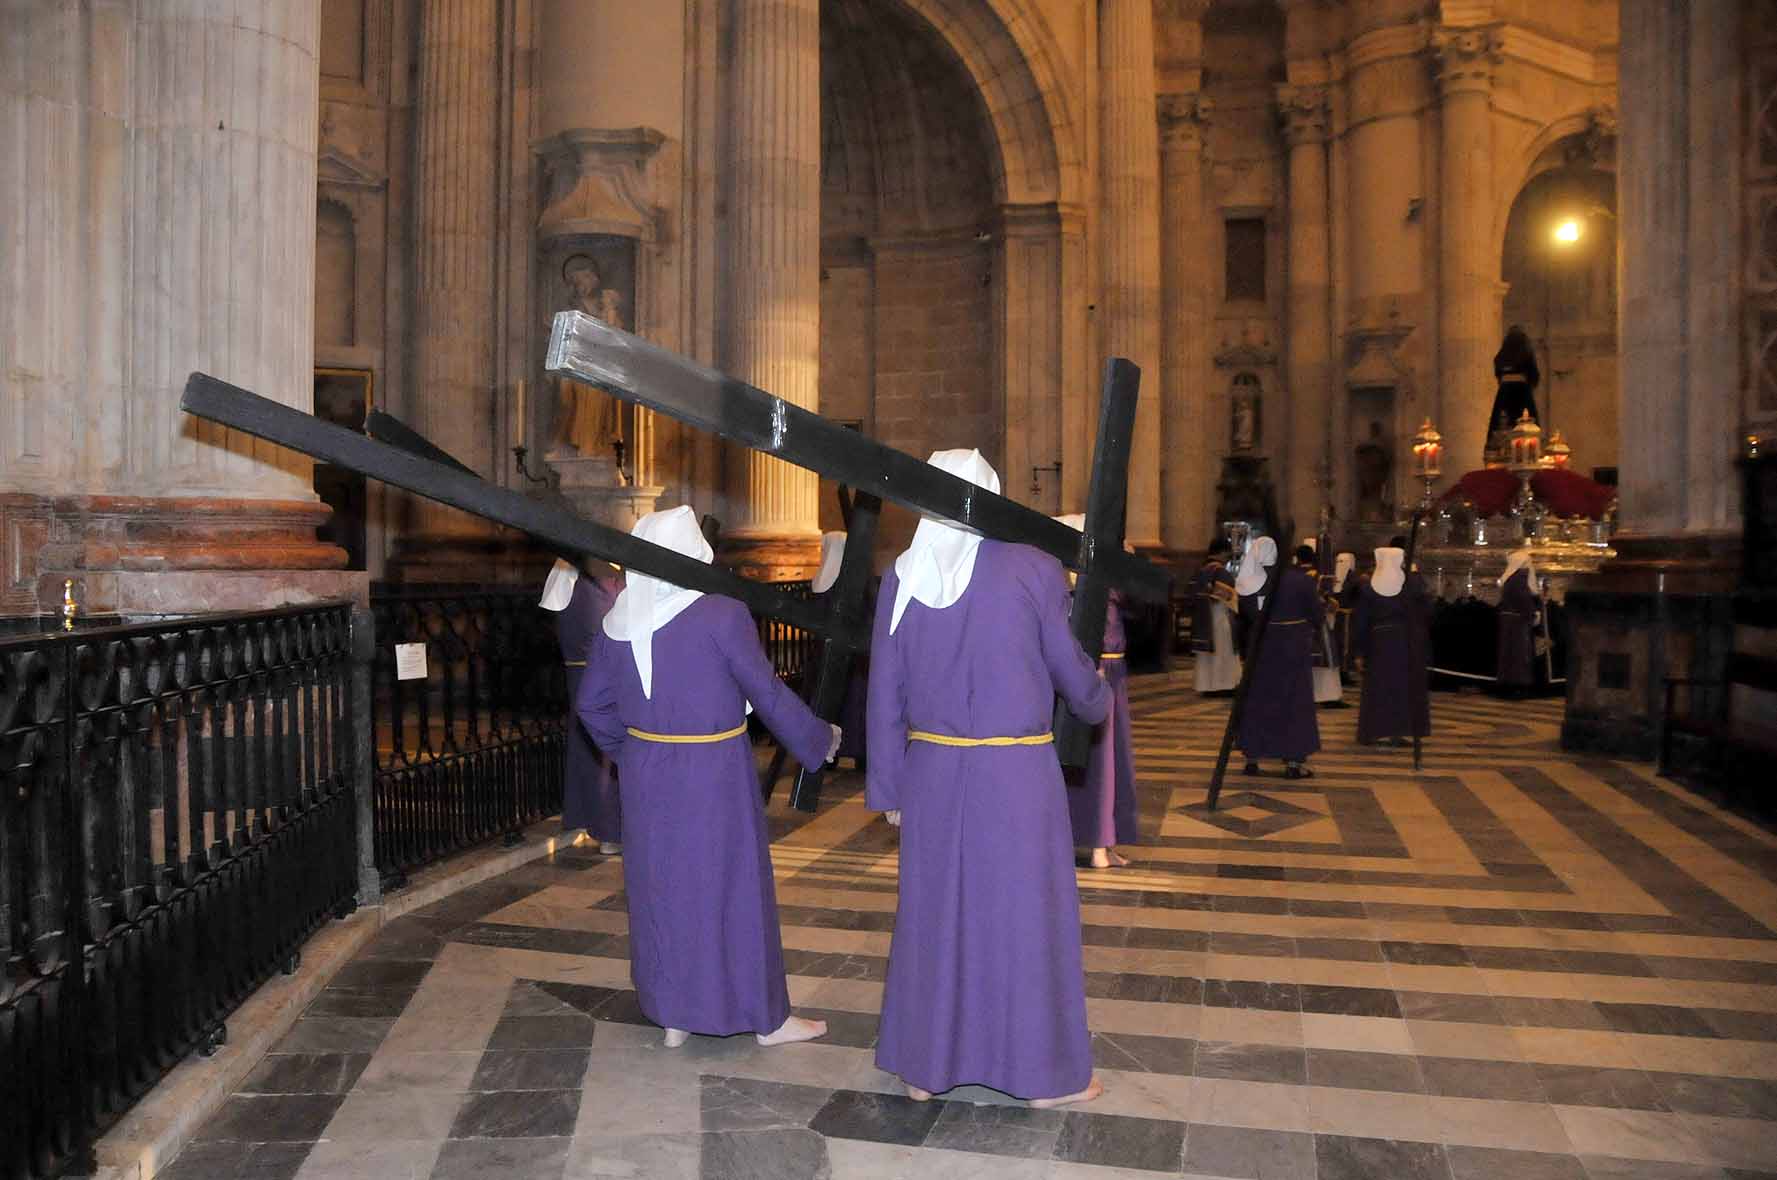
(409, 0), (500, 546)
(1158, 93), (1213, 551)
(1277, 83), (1332, 541)
(723, 0), (820, 576)
(1432, 25), (1503, 482)
(1098, 0), (1163, 547)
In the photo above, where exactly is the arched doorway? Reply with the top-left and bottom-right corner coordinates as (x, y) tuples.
(819, 0), (1000, 552)
(1499, 157), (1619, 482)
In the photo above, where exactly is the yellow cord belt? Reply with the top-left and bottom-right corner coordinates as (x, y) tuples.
(907, 730), (1053, 748)
(563, 660), (587, 668)
(1100, 652), (1126, 660)
(625, 722), (748, 744)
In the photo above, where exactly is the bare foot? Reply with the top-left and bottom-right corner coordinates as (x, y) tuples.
(756, 1015), (827, 1046)
(1107, 849), (1130, 867)
(663, 1027), (689, 1048)
(905, 1083), (933, 1102)
(1089, 848), (1111, 869)
(1030, 1075), (1104, 1108)
(599, 841), (622, 855)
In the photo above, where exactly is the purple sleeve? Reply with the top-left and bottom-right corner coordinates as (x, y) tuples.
(1305, 571), (1327, 628)
(864, 571), (906, 812)
(1034, 555), (1110, 725)
(714, 599), (832, 769)
(574, 633), (628, 759)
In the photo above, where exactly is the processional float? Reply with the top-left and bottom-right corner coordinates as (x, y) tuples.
(180, 310), (1172, 812)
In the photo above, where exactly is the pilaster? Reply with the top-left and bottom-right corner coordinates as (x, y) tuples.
(1158, 92), (1213, 551)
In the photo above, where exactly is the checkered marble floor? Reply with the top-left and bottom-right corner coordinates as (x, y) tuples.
(162, 675), (1777, 1180)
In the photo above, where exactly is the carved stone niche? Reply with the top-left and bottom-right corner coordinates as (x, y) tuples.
(533, 128), (669, 532)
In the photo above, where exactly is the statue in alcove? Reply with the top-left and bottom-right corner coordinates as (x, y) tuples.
(1355, 420), (1394, 522)
(1230, 376), (1262, 454)
(547, 251), (628, 459)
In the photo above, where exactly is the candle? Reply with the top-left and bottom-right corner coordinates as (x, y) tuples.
(514, 379), (527, 447)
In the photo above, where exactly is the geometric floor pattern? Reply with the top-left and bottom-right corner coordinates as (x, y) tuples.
(162, 674), (1777, 1179)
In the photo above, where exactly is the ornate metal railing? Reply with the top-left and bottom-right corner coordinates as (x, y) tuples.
(368, 588), (565, 884)
(759, 580), (819, 690)
(0, 605), (364, 1180)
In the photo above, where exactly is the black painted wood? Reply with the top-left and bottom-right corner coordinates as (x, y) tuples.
(365, 409), (478, 476)
(180, 373), (863, 647)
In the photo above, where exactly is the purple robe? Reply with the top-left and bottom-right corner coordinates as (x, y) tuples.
(1496, 569), (1538, 687)
(557, 572), (623, 843)
(575, 595), (833, 1036)
(1068, 590), (1138, 850)
(867, 541), (1110, 1100)
(1237, 566), (1323, 762)
(1353, 576), (1432, 742)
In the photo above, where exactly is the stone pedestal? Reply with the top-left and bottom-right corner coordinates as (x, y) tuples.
(0, 1), (359, 619)
(551, 455), (663, 535)
(1098, 0), (1164, 547)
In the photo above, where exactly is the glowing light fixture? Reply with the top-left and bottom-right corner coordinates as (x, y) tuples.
(1553, 218), (1582, 245)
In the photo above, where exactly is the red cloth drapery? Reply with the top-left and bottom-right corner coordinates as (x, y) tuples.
(1437, 467), (1614, 520)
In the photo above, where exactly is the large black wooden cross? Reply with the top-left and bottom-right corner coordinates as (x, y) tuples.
(544, 311), (1170, 766)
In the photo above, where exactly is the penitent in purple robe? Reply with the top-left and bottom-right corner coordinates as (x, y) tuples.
(558, 572), (623, 843)
(868, 541), (1110, 1100)
(1237, 566), (1323, 763)
(1496, 568), (1538, 687)
(575, 595), (833, 1036)
(1068, 589), (1138, 850)
(1353, 576), (1432, 742)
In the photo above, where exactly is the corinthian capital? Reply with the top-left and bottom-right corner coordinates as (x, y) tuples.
(1157, 92), (1213, 151)
(1275, 83), (1330, 146)
(1430, 24), (1504, 95)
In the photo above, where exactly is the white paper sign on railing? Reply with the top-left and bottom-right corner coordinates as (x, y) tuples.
(395, 643), (428, 681)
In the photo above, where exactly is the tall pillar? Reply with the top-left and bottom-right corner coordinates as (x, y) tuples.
(722, 0), (821, 579)
(1432, 25), (1503, 481)
(1098, 0), (1163, 548)
(1, 0), (355, 618)
(1158, 93), (1213, 551)
(396, 0), (502, 574)
(1277, 84), (1332, 542)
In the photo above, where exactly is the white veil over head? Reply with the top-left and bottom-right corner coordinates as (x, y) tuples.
(601, 506), (713, 698)
(538, 558), (579, 612)
(1499, 548), (1539, 594)
(1372, 548), (1406, 598)
(889, 449), (1001, 634)
(1334, 552), (1356, 590)
(1235, 536), (1277, 597)
(811, 532), (846, 594)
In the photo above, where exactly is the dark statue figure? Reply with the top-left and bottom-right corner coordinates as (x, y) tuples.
(1354, 420), (1392, 523)
(1487, 325), (1541, 458)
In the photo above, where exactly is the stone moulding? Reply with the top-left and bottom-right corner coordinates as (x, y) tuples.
(534, 126), (669, 243)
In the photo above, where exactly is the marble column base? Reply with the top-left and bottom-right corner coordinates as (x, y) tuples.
(717, 533), (823, 583)
(2, 494), (356, 618)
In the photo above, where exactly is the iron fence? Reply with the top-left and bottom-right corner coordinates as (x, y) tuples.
(759, 580), (819, 690)
(0, 605), (364, 1180)
(368, 588), (565, 884)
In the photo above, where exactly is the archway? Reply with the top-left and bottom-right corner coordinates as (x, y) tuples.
(1498, 159), (1619, 482)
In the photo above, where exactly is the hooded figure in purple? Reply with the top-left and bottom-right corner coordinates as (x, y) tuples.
(1235, 535), (1322, 778)
(1353, 547), (1432, 745)
(575, 506), (839, 1048)
(868, 450), (1110, 1107)
(812, 531), (870, 769)
(1055, 513), (1138, 869)
(541, 558), (624, 852)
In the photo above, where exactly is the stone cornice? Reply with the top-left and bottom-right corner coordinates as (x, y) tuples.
(1157, 92), (1213, 152)
(1275, 83), (1332, 146)
(1346, 23), (1429, 72)
(534, 127), (669, 243)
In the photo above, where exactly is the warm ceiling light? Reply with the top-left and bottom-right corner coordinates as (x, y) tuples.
(1553, 218), (1582, 244)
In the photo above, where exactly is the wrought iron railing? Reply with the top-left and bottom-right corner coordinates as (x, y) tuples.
(759, 580), (819, 690)
(0, 605), (364, 1180)
(368, 588), (565, 884)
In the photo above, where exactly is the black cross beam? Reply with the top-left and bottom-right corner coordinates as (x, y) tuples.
(180, 374), (862, 649)
(545, 312), (1170, 763)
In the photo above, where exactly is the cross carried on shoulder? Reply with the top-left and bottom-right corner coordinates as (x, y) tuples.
(180, 319), (1169, 810)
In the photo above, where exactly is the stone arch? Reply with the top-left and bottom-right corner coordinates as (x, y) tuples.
(888, 0), (1079, 207)
(1493, 109), (1617, 266)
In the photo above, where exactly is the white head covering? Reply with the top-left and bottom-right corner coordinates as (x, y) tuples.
(890, 449), (1000, 634)
(811, 532), (846, 594)
(1499, 548), (1539, 594)
(538, 558), (579, 612)
(1234, 535), (1277, 597)
(1298, 536), (1318, 552)
(601, 505), (713, 698)
(1372, 548), (1406, 597)
(1334, 552), (1356, 590)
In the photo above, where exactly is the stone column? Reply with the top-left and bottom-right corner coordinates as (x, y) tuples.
(1158, 93), (1213, 551)
(1098, 0), (1164, 548)
(1431, 25), (1503, 482)
(1277, 84), (1332, 542)
(398, 0), (502, 568)
(1, 0), (356, 618)
(722, 0), (821, 580)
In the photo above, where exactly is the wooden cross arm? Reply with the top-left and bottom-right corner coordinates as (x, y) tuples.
(180, 373), (865, 647)
(546, 312), (1170, 604)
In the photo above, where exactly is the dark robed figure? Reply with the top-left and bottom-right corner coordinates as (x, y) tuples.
(1488, 324), (1541, 439)
(1353, 547), (1431, 745)
(869, 450), (1109, 1107)
(576, 507), (836, 1048)
(812, 531), (871, 769)
(1056, 514), (1138, 867)
(541, 559), (624, 850)
(1235, 536), (1322, 777)
(1496, 548), (1540, 690)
